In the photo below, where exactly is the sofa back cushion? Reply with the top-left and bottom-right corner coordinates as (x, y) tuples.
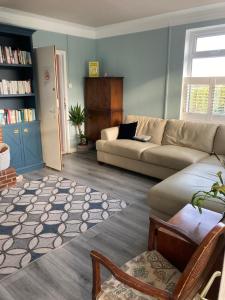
(162, 119), (218, 153)
(125, 115), (167, 145)
(213, 125), (225, 155)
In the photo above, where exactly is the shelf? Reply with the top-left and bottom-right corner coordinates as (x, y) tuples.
(0, 93), (35, 98)
(2, 120), (39, 127)
(0, 63), (32, 68)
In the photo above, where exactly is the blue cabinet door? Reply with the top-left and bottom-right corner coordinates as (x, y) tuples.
(2, 124), (24, 169)
(21, 121), (43, 167)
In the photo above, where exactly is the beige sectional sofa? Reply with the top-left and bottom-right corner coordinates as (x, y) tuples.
(96, 115), (225, 219)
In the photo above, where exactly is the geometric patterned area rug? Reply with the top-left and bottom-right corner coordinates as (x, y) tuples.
(0, 175), (126, 280)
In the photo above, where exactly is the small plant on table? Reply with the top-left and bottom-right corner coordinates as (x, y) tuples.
(191, 154), (225, 214)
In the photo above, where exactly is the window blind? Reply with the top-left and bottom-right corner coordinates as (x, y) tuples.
(182, 77), (225, 121)
(212, 85), (225, 115)
(181, 27), (225, 123)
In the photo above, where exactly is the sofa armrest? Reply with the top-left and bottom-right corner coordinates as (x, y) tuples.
(101, 127), (119, 140)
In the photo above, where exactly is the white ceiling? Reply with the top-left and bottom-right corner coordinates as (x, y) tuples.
(0, 0), (225, 27)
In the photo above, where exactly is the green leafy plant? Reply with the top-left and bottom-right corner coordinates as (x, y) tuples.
(191, 154), (225, 213)
(69, 104), (87, 145)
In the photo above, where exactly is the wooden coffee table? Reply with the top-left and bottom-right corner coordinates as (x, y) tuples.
(156, 204), (223, 270)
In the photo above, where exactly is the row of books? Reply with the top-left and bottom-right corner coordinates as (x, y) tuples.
(0, 80), (32, 95)
(0, 109), (36, 125)
(0, 46), (32, 65)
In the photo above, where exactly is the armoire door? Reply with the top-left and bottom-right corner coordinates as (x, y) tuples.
(84, 77), (123, 142)
(35, 46), (62, 171)
(85, 78), (111, 110)
(86, 111), (111, 141)
(22, 121), (43, 167)
(3, 124), (24, 169)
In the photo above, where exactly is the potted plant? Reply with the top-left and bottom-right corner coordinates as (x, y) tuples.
(69, 104), (88, 152)
(191, 153), (225, 217)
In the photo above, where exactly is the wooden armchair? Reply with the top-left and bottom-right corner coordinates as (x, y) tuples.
(90, 216), (225, 300)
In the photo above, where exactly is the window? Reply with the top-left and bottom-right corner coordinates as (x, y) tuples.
(181, 26), (225, 123)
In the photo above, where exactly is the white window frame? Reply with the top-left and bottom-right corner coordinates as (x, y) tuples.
(181, 25), (225, 123)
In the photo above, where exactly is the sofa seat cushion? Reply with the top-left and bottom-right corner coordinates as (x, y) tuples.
(96, 139), (159, 160)
(97, 250), (181, 300)
(148, 161), (225, 217)
(142, 145), (209, 170)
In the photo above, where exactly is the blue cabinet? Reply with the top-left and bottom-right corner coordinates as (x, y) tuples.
(2, 121), (43, 173)
(21, 122), (42, 167)
(0, 25), (43, 174)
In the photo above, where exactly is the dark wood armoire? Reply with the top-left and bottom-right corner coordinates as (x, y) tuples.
(84, 77), (123, 142)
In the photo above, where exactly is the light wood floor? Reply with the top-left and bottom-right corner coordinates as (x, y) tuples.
(0, 151), (159, 300)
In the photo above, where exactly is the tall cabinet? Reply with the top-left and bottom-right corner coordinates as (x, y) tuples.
(84, 77), (123, 142)
(0, 24), (43, 173)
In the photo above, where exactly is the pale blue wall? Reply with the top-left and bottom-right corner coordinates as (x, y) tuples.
(96, 28), (169, 118)
(96, 18), (225, 119)
(33, 18), (225, 126)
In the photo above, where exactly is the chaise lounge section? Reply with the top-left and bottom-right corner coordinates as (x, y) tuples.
(96, 115), (225, 219)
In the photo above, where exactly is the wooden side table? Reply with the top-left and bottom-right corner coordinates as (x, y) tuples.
(169, 204), (223, 244)
(156, 204), (223, 270)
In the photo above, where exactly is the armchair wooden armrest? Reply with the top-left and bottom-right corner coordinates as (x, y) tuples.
(90, 250), (171, 300)
(148, 215), (199, 251)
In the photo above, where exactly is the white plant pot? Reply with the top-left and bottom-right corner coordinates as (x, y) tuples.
(0, 144), (10, 171)
(77, 144), (89, 153)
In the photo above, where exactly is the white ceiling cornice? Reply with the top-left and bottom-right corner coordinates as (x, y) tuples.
(0, 3), (225, 39)
(0, 7), (96, 39)
(96, 2), (225, 38)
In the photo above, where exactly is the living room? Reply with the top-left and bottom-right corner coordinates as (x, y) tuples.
(0, 1), (224, 299)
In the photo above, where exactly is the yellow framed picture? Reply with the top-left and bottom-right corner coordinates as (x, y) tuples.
(88, 61), (99, 77)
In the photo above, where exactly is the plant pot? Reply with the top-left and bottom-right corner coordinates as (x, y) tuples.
(77, 144), (89, 153)
(0, 144), (10, 171)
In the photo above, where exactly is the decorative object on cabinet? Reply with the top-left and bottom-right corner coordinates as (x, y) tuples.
(84, 77), (123, 142)
(0, 24), (43, 173)
(88, 61), (99, 77)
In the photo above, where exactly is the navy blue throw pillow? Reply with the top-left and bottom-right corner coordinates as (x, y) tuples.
(117, 122), (138, 139)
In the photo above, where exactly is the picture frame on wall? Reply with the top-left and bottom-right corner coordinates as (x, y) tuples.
(88, 61), (99, 77)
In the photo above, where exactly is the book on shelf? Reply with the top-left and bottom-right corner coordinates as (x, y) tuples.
(0, 80), (32, 95)
(0, 108), (36, 125)
(0, 46), (32, 65)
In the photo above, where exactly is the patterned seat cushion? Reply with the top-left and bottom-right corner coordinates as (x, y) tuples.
(97, 250), (181, 300)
